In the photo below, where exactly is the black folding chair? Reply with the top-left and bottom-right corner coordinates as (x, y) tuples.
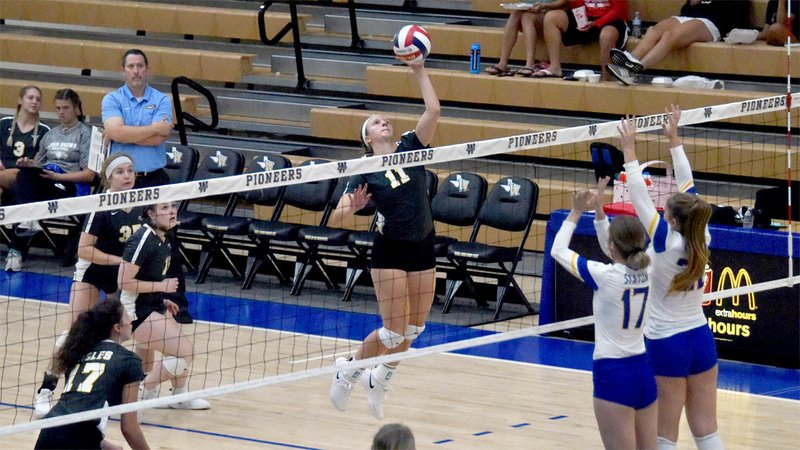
(164, 144), (200, 185)
(175, 149), (245, 272)
(442, 176), (539, 319)
(241, 159), (337, 290)
(431, 172), (487, 258)
(194, 154), (291, 284)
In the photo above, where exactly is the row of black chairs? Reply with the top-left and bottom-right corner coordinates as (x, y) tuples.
(165, 145), (540, 319)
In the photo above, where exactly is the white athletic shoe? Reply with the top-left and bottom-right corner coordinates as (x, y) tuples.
(330, 357), (354, 411)
(33, 389), (53, 419)
(361, 369), (390, 420)
(608, 64), (636, 86)
(5, 249), (22, 272)
(610, 48), (644, 73)
(169, 398), (211, 410)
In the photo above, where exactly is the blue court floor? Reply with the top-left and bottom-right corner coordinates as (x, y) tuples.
(3, 271), (799, 401)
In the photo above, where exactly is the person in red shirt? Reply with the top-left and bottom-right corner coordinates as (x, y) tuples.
(533, 0), (629, 81)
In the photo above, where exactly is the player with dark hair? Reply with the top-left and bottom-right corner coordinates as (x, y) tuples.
(34, 153), (141, 418)
(551, 181), (657, 450)
(328, 58), (440, 420)
(618, 105), (720, 450)
(34, 299), (150, 450)
(119, 202), (209, 410)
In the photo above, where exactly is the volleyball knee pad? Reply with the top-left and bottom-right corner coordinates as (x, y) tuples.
(378, 327), (405, 349)
(403, 324), (426, 341)
(55, 330), (68, 349)
(162, 356), (189, 376)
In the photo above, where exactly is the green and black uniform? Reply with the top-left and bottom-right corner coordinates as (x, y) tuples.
(35, 340), (144, 450)
(344, 131), (435, 271)
(120, 224), (172, 330)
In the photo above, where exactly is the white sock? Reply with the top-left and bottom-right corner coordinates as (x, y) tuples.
(695, 432), (724, 450)
(343, 358), (364, 383)
(657, 436), (677, 450)
(373, 363), (395, 386)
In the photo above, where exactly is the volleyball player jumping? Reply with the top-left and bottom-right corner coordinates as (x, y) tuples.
(551, 183), (658, 449)
(619, 106), (722, 450)
(328, 59), (440, 420)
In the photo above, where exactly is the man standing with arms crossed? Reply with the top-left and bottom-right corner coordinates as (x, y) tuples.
(102, 49), (172, 188)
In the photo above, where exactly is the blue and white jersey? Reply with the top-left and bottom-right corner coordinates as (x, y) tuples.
(551, 219), (650, 360)
(625, 145), (711, 340)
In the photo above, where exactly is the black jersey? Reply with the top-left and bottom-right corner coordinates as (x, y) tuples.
(83, 207), (143, 260)
(122, 224), (171, 312)
(38, 340), (143, 447)
(344, 131), (433, 241)
(0, 116), (49, 168)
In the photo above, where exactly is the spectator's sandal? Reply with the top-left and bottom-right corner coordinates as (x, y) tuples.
(516, 67), (536, 77)
(532, 69), (560, 78)
(484, 65), (514, 76)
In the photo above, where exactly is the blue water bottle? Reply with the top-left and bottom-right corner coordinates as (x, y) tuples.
(470, 43), (481, 74)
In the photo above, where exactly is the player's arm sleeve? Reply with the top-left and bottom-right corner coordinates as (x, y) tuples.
(623, 160), (664, 240)
(550, 220), (601, 290)
(669, 144), (697, 194)
(594, 215), (612, 259)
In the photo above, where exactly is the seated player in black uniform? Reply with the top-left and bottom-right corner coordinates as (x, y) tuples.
(328, 58), (441, 420)
(34, 153), (145, 418)
(35, 299), (150, 450)
(119, 201), (210, 410)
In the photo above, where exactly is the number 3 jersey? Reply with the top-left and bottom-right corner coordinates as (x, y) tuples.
(551, 219), (650, 360)
(343, 131), (433, 241)
(45, 340), (144, 427)
(80, 207), (143, 263)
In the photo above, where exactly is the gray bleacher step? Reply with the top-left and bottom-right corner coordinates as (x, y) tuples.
(269, 55), (381, 80)
(213, 94), (362, 123)
(324, 14), (468, 37)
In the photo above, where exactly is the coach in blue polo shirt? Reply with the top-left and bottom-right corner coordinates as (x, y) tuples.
(102, 49), (173, 189)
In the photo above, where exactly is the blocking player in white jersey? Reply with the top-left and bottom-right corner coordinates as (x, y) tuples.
(551, 186), (657, 450)
(618, 106), (721, 450)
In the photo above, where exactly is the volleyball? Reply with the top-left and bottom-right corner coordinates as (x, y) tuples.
(392, 24), (431, 64)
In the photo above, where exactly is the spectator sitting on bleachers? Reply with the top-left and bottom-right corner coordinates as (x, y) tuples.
(485, 2), (563, 77)
(533, 0), (629, 81)
(15, 89), (95, 204)
(0, 85), (49, 202)
(608, 0), (749, 85)
(5, 89), (97, 272)
(759, 0), (799, 46)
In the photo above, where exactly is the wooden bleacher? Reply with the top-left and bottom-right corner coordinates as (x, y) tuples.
(365, 66), (788, 124)
(0, 79), (200, 119)
(423, 26), (795, 79)
(310, 107), (789, 181)
(0, 34), (256, 84)
(0, 0), (306, 42)
(472, 0), (770, 29)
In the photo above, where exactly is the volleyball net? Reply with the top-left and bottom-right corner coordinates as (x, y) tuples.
(0, 93), (798, 438)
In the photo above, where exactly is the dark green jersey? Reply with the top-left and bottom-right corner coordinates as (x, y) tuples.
(344, 131), (433, 241)
(45, 340), (143, 419)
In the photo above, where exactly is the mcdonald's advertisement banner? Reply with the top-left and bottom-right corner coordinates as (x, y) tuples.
(703, 250), (799, 368)
(552, 227), (799, 368)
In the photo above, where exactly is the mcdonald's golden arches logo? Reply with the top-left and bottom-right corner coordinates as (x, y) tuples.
(715, 267), (756, 310)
